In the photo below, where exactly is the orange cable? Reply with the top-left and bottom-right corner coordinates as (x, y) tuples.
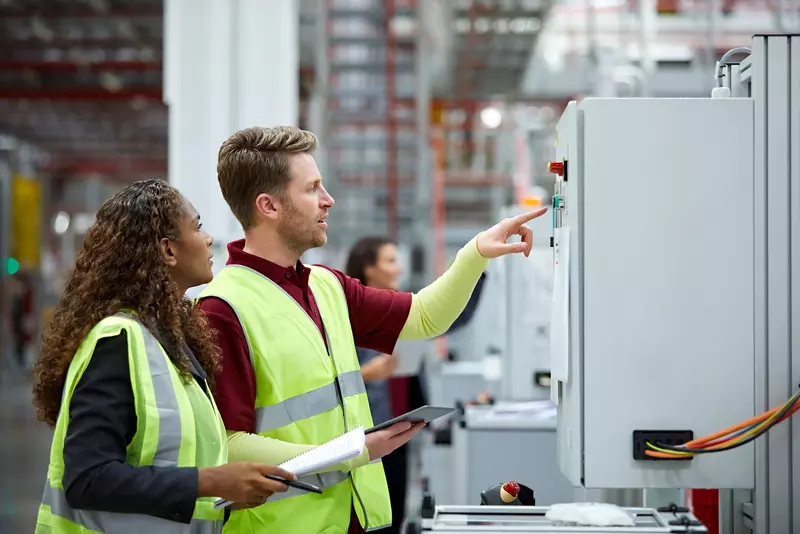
(698, 403), (800, 450)
(685, 404), (784, 448)
(644, 401), (799, 458)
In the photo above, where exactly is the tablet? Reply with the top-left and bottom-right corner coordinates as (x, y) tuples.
(365, 405), (455, 434)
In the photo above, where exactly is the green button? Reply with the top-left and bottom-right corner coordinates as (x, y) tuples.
(5, 257), (19, 275)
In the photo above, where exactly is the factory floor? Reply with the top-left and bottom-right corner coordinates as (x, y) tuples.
(0, 361), (51, 533)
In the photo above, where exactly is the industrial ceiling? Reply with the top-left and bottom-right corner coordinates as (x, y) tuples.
(0, 0), (166, 181)
(0, 0), (785, 186)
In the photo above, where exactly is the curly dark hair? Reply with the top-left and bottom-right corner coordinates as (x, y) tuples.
(32, 179), (221, 427)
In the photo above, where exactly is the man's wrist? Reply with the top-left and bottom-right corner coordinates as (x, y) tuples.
(474, 233), (487, 258)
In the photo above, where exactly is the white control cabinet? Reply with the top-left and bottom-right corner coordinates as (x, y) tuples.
(550, 98), (756, 489)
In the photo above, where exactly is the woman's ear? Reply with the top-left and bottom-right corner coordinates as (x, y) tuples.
(160, 237), (178, 268)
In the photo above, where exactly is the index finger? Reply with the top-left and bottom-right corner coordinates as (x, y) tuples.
(509, 207), (547, 227)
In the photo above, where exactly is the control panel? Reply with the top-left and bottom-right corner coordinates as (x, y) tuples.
(548, 160), (567, 236)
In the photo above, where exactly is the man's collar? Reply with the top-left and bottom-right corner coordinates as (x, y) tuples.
(225, 239), (309, 285)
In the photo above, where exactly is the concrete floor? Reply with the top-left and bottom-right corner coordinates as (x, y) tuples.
(0, 365), (52, 533)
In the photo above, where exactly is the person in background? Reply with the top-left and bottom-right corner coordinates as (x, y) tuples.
(30, 179), (293, 533)
(344, 237), (405, 534)
(7, 272), (34, 371)
(197, 125), (546, 534)
(344, 237), (404, 424)
(345, 236), (487, 533)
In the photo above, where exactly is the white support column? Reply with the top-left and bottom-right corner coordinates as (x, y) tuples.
(164, 0), (298, 275)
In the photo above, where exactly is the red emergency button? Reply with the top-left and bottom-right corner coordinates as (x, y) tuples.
(548, 161), (564, 176)
(500, 481), (521, 503)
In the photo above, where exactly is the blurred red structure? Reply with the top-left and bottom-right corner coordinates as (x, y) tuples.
(686, 489), (719, 534)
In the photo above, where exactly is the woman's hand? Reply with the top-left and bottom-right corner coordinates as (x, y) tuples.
(198, 462), (296, 507)
(361, 354), (398, 382)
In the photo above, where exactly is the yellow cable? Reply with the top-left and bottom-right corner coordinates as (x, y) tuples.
(701, 397), (792, 450)
(645, 442), (693, 457)
(648, 395), (796, 456)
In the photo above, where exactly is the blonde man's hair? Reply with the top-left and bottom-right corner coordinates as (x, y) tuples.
(217, 126), (319, 229)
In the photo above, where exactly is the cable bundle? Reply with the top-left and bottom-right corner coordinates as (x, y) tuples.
(646, 390), (800, 458)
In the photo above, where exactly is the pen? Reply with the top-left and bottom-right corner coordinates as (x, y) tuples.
(214, 476), (322, 510)
(265, 475), (322, 494)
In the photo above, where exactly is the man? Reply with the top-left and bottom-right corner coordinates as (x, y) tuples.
(197, 126), (547, 533)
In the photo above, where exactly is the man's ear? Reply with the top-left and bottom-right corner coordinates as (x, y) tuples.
(160, 237), (178, 267)
(255, 193), (280, 221)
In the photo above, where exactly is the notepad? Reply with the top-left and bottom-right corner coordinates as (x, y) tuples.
(280, 426), (366, 476)
(213, 426), (366, 509)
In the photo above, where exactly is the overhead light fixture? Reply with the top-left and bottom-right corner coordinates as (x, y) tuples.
(53, 211), (70, 235)
(480, 107), (503, 129)
(453, 16), (541, 34)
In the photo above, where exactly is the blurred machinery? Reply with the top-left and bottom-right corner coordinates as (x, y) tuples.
(435, 198), (553, 395)
(498, 201), (553, 401)
(449, 400), (573, 507)
(419, 505), (708, 533)
(420, 197), (565, 509)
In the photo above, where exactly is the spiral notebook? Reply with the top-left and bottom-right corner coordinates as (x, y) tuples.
(280, 426), (366, 476)
(214, 426), (366, 509)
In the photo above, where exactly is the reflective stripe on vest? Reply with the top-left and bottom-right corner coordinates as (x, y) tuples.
(136, 318), (183, 467)
(255, 369), (366, 433)
(41, 484), (223, 534)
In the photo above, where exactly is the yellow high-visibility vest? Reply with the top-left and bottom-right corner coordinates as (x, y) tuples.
(198, 265), (391, 533)
(35, 314), (228, 534)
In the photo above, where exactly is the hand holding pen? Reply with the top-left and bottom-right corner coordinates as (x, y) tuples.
(199, 462), (315, 509)
(227, 475), (322, 510)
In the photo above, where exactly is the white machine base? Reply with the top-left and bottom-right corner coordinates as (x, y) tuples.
(420, 505), (707, 533)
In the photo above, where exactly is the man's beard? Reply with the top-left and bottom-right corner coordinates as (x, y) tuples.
(277, 199), (327, 255)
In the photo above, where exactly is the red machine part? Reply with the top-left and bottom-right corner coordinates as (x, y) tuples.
(548, 161), (564, 177)
(500, 481), (520, 503)
(686, 489), (719, 534)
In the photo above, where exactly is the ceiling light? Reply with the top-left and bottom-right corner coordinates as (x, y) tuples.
(53, 212), (70, 235)
(480, 107), (503, 129)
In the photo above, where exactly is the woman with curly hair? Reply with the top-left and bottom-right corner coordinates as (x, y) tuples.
(32, 179), (293, 533)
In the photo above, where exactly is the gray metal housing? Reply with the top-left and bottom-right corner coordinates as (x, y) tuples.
(716, 33), (800, 534)
(553, 95), (755, 489)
